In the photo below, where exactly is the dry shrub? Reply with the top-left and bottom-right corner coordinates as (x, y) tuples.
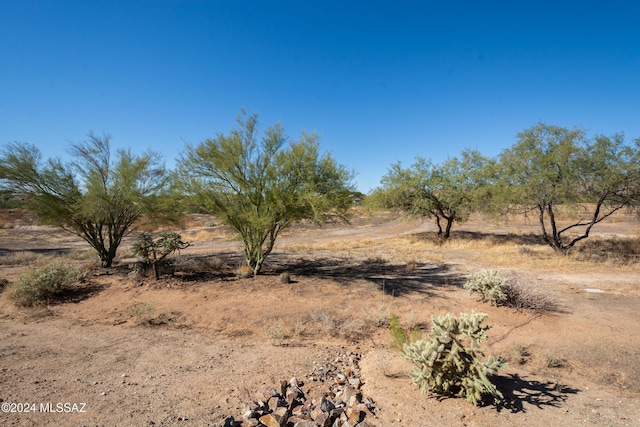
(501, 272), (555, 313)
(571, 237), (640, 265)
(0, 250), (45, 266)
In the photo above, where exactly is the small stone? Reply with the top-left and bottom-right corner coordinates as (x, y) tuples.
(321, 396), (335, 412)
(289, 377), (300, 387)
(259, 413), (282, 427)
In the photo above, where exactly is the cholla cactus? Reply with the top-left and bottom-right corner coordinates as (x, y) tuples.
(463, 269), (507, 306)
(402, 312), (505, 405)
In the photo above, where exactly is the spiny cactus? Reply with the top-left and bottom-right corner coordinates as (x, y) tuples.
(402, 312), (505, 405)
(463, 269), (507, 306)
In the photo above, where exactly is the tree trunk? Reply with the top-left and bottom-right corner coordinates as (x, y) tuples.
(435, 215), (443, 236)
(443, 217), (454, 239)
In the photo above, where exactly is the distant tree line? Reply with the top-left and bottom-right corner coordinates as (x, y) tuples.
(1, 117), (638, 273)
(367, 122), (640, 253)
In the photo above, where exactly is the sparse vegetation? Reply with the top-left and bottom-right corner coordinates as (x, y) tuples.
(389, 313), (422, 350)
(402, 312), (506, 406)
(465, 269), (555, 312)
(511, 342), (530, 365)
(131, 232), (190, 280)
(9, 260), (83, 306)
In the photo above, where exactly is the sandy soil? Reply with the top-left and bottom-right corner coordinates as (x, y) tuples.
(1, 211), (639, 427)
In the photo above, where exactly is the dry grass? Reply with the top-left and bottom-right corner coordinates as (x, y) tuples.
(181, 227), (236, 243)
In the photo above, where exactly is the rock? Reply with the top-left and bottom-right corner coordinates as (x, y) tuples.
(348, 378), (361, 389)
(342, 386), (359, 404)
(258, 413), (282, 427)
(346, 406), (364, 424)
(320, 396), (335, 412)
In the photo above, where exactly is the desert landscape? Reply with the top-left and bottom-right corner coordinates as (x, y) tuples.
(1, 209), (639, 427)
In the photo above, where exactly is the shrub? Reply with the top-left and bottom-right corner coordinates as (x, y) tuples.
(465, 269), (555, 312)
(10, 261), (82, 306)
(131, 232), (190, 280)
(389, 313), (422, 350)
(501, 272), (555, 312)
(463, 270), (506, 306)
(402, 312), (505, 406)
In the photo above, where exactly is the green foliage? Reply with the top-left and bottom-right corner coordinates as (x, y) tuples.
(131, 232), (190, 280)
(177, 110), (356, 275)
(463, 269), (507, 306)
(497, 123), (640, 253)
(402, 312), (505, 406)
(389, 313), (422, 350)
(0, 133), (178, 267)
(10, 261), (82, 307)
(370, 150), (493, 239)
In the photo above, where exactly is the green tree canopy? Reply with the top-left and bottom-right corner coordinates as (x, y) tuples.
(177, 111), (356, 275)
(497, 123), (640, 253)
(0, 133), (175, 267)
(368, 150), (493, 239)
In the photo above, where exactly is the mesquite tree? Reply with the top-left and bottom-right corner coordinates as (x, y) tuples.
(497, 123), (640, 253)
(368, 150), (493, 239)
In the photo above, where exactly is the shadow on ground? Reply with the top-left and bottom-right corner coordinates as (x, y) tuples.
(264, 254), (466, 297)
(493, 373), (580, 413)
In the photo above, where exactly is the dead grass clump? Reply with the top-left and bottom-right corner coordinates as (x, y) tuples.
(127, 302), (156, 324)
(510, 342), (530, 365)
(571, 237), (640, 265)
(264, 318), (286, 340)
(171, 254), (226, 275)
(310, 308), (335, 333)
(502, 272), (556, 313)
(235, 264), (253, 278)
(0, 250), (46, 266)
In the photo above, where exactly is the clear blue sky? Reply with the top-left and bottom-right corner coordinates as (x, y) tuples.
(2, 0), (639, 192)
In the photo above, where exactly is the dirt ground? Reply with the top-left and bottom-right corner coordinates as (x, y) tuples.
(1, 210), (639, 427)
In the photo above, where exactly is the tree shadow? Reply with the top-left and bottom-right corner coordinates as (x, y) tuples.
(0, 247), (76, 257)
(262, 253), (466, 297)
(493, 373), (580, 413)
(412, 231), (545, 247)
(56, 281), (107, 304)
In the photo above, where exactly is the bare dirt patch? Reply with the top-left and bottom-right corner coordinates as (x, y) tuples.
(1, 210), (639, 426)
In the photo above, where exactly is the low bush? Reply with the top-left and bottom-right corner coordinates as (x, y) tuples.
(465, 269), (555, 312)
(131, 232), (190, 280)
(10, 261), (83, 307)
(402, 312), (505, 406)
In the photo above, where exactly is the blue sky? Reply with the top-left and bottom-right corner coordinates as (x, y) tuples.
(1, 0), (639, 192)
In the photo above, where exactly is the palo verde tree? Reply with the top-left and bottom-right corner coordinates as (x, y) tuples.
(0, 133), (175, 267)
(368, 150), (492, 239)
(497, 123), (640, 253)
(177, 111), (355, 275)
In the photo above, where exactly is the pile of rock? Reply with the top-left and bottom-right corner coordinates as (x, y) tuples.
(224, 351), (376, 427)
